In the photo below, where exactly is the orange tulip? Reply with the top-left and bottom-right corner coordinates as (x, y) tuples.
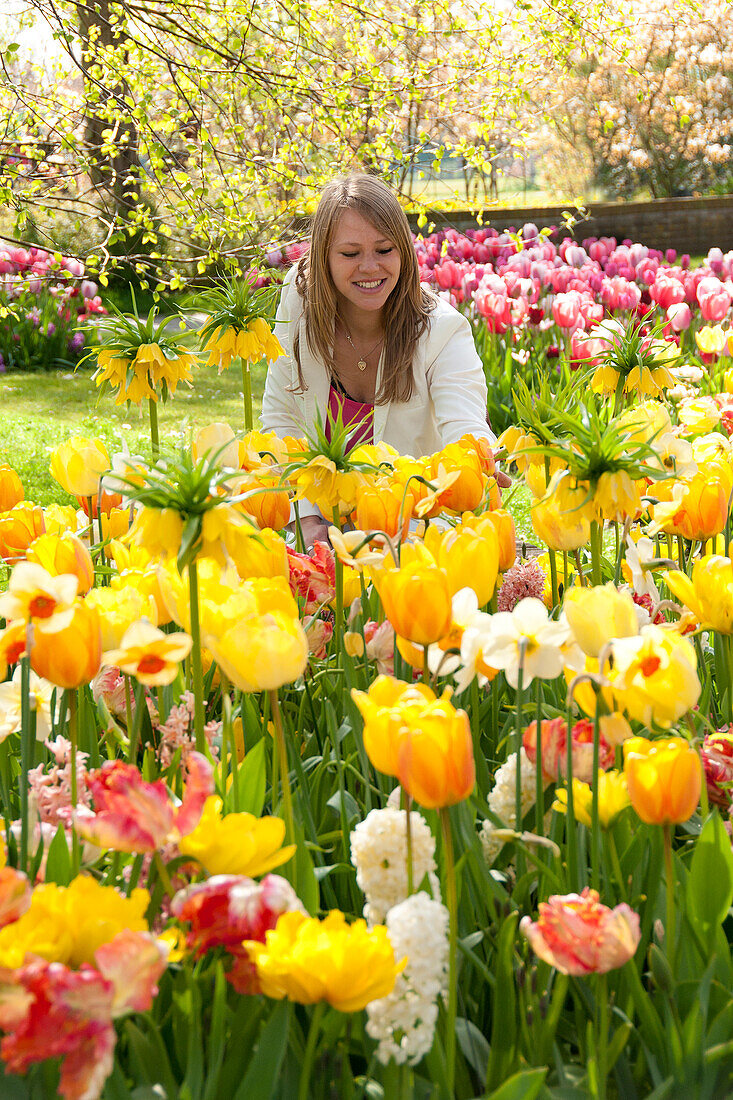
(457, 433), (497, 477)
(0, 466), (24, 513)
(371, 544), (452, 646)
(0, 504), (45, 562)
(30, 600), (102, 689)
(482, 509), (516, 572)
(652, 473), (729, 542)
(353, 481), (410, 539)
(424, 520), (499, 606)
(396, 695), (475, 809)
(624, 736), (701, 825)
(351, 675), (436, 777)
(27, 533), (95, 595)
(76, 488), (123, 518)
(238, 476), (291, 532)
(428, 444), (486, 514)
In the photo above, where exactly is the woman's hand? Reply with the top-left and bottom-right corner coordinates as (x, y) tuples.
(288, 515), (330, 551)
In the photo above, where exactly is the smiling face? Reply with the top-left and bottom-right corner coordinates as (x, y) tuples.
(328, 210), (402, 324)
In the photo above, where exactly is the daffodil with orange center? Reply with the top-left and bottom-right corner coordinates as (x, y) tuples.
(0, 562), (78, 633)
(610, 625), (700, 728)
(103, 620), (192, 686)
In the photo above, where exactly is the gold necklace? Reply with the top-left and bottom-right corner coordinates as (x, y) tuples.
(341, 324), (383, 372)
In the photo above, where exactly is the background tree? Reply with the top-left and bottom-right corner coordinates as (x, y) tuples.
(0, 0), (620, 284)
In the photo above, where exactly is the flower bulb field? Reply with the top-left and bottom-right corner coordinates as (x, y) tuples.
(3, 227), (733, 1098)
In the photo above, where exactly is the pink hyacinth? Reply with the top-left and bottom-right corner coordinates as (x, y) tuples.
(521, 888), (641, 976)
(497, 559), (545, 612)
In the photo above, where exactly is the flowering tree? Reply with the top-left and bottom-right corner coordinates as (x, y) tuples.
(551, 0), (733, 198)
(0, 0), (618, 284)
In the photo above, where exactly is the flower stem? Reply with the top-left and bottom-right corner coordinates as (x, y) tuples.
(663, 823), (676, 974)
(269, 689), (296, 870)
(187, 559), (206, 753)
(241, 357), (253, 433)
(19, 649), (33, 874)
(515, 642), (527, 872)
(594, 971), (608, 1100)
(402, 787), (414, 895)
(590, 520), (603, 586)
(440, 807), (458, 1097)
(591, 695), (602, 890)
(299, 1002), (326, 1100)
(332, 508), (343, 668)
(68, 690), (81, 876)
(153, 850), (175, 900)
(148, 397), (160, 458)
(535, 680), (544, 838)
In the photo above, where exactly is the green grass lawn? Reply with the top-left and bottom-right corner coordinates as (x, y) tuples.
(0, 362), (533, 536)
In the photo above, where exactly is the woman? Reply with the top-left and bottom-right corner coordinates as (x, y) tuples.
(262, 174), (502, 547)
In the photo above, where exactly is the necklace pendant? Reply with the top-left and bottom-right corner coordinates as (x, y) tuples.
(357, 358), (367, 372)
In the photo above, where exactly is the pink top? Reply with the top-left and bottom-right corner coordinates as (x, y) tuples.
(326, 384), (374, 448)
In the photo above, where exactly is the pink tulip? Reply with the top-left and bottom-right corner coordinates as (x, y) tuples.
(650, 274), (685, 310)
(171, 873), (304, 993)
(700, 289), (731, 322)
(552, 292), (581, 329)
(666, 302), (692, 331)
(521, 888), (641, 975)
(76, 752), (213, 853)
(523, 717), (614, 784)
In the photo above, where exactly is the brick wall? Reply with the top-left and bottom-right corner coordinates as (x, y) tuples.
(408, 196), (733, 256)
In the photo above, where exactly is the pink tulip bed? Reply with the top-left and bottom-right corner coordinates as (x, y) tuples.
(0, 245), (107, 373)
(4, 224), (733, 1100)
(267, 226), (733, 433)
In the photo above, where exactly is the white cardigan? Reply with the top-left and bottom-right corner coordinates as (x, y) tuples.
(261, 268), (495, 457)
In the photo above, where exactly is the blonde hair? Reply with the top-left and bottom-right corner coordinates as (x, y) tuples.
(292, 174), (434, 404)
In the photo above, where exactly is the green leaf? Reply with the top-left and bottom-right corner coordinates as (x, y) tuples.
(487, 1066), (547, 1099)
(233, 736), (266, 816)
(687, 811), (733, 940)
(234, 1001), (290, 1100)
(45, 824), (72, 886)
(456, 1017), (490, 1080)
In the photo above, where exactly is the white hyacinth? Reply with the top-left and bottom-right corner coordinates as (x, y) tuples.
(481, 748), (537, 865)
(366, 892), (449, 1065)
(350, 807), (440, 924)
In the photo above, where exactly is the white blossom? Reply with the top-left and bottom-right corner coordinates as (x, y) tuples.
(366, 893), (449, 1065)
(350, 807), (440, 925)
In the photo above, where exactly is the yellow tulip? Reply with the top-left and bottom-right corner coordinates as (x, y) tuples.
(624, 736), (701, 824)
(553, 770), (630, 828)
(563, 582), (638, 658)
(0, 875), (149, 969)
(179, 797), (295, 877)
(424, 518), (499, 606)
(244, 909), (404, 1012)
(49, 437), (110, 499)
(531, 471), (592, 552)
(664, 555), (733, 634)
(85, 583), (158, 649)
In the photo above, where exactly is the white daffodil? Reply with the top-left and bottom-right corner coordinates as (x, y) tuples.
(0, 562), (78, 633)
(624, 535), (660, 601)
(472, 597), (571, 689)
(0, 667), (54, 742)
